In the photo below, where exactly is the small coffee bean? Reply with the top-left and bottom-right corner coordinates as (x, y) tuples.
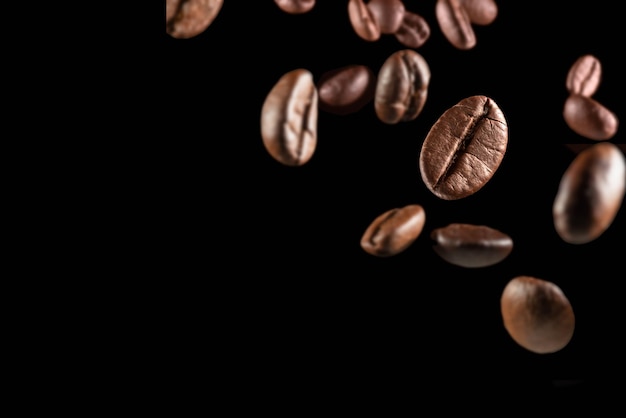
(435, 0), (476, 50)
(360, 204), (426, 257)
(348, 0), (381, 42)
(317, 65), (376, 115)
(394, 10), (431, 49)
(566, 54), (602, 97)
(563, 94), (618, 141)
(459, 0), (498, 26)
(274, 0), (316, 14)
(166, 0), (223, 39)
(419, 95), (508, 200)
(367, 0), (406, 34)
(261, 69), (318, 166)
(374, 49), (430, 124)
(431, 223), (513, 268)
(553, 142), (626, 244)
(501, 276), (575, 354)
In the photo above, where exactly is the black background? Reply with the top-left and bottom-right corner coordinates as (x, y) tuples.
(164, 1), (624, 401)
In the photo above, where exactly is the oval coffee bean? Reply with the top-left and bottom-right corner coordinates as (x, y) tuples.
(459, 0), (498, 26)
(563, 94), (618, 141)
(348, 0), (381, 42)
(360, 204), (426, 257)
(317, 65), (376, 115)
(367, 0), (406, 34)
(394, 10), (431, 49)
(374, 49), (430, 124)
(261, 69), (318, 166)
(419, 95), (508, 200)
(435, 0), (476, 50)
(501, 276), (575, 354)
(553, 142), (626, 244)
(166, 0), (223, 39)
(565, 54), (601, 97)
(274, 0), (316, 14)
(431, 223), (513, 268)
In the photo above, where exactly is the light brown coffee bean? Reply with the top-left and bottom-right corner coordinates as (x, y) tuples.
(501, 276), (575, 354)
(435, 0), (476, 50)
(367, 0), (406, 34)
(394, 10), (431, 49)
(563, 94), (619, 141)
(261, 69), (318, 166)
(553, 142), (626, 244)
(374, 49), (430, 124)
(348, 0), (381, 42)
(317, 65), (376, 115)
(566, 54), (602, 97)
(166, 0), (223, 39)
(360, 204), (426, 257)
(459, 0), (498, 26)
(274, 0), (316, 14)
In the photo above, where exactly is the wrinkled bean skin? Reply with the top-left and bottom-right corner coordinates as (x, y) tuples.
(348, 0), (381, 41)
(435, 0), (476, 50)
(317, 65), (376, 115)
(166, 0), (223, 39)
(553, 142), (626, 244)
(563, 94), (618, 141)
(367, 0), (406, 34)
(459, 0), (498, 26)
(394, 10), (431, 49)
(566, 54), (602, 97)
(360, 204), (426, 257)
(274, 0), (316, 14)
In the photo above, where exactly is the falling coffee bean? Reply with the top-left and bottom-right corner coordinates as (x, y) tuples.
(563, 94), (619, 141)
(501, 276), (575, 354)
(566, 54), (602, 98)
(394, 10), (431, 49)
(274, 0), (316, 14)
(459, 0), (498, 26)
(166, 0), (224, 39)
(348, 0), (381, 42)
(366, 0), (406, 34)
(317, 65), (376, 115)
(435, 0), (476, 50)
(360, 204), (426, 257)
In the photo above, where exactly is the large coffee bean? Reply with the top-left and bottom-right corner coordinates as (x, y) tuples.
(374, 49), (430, 124)
(360, 204), (426, 257)
(394, 10), (431, 49)
(553, 142), (626, 244)
(459, 0), (498, 26)
(166, 0), (223, 39)
(261, 69), (318, 166)
(501, 276), (575, 354)
(435, 0), (476, 50)
(563, 94), (618, 141)
(348, 0), (381, 42)
(367, 0), (406, 34)
(566, 54), (602, 97)
(317, 65), (376, 115)
(419, 95), (508, 200)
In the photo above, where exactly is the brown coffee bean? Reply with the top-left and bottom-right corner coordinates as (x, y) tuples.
(317, 65), (376, 115)
(374, 49), (430, 124)
(566, 54), (602, 97)
(360, 204), (426, 257)
(563, 94), (618, 141)
(501, 276), (575, 354)
(367, 0), (406, 34)
(274, 0), (315, 14)
(348, 0), (381, 42)
(261, 69), (318, 166)
(166, 0), (223, 39)
(394, 10), (431, 49)
(419, 95), (508, 200)
(553, 142), (626, 244)
(431, 223), (513, 268)
(435, 0), (476, 50)
(459, 0), (498, 26)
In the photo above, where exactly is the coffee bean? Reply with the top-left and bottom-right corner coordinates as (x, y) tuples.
(419, 95), (508, 200)
(367, 0), (406, 34)
(348, 0), (381, 42)
(166, 0), (223, 39)
(261, 69), (318, 166)
(459, 0), (498, 26)
(374, 49), (430, 124)
(394, 10), (431, 49)
(435, 0), (476, 50)
(431, 223), (513, 268)
(566, 54), (602, 97)
(274, 0), (316, 14)
(360, 204), (426, 257)
(501, 276), (575, 354)
(317, 65), (376, 115)
(563, 94), (618, 141)
(553, 142), (626, 244)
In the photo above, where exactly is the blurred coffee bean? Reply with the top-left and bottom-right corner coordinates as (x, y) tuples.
(360, 204), (426, 257)
(566, 54), (602, 97)
(459, 0), (498, 26)
(317, 65), (376, 115)
(394, 10), (431, 49)
(166, 0), (223, 39)
(563, 94), (618, 141)
(367, 0), (406, 34)
(348, 0), (381, 41)
(274, 0), (316, 14)
(435, 0), (476, 50)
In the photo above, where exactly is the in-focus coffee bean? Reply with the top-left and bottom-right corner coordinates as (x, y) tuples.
(435, 0), (476, 50)
(274, 0), (316, 14)
(360, 204), (426, 257)
(553, 142), (626, 244)
(501, 276), (575, 354)
(367, 0), (406, 34)
(566, 54), (601, 97)
(348, 0), (381, 42)
(261, 69), (318, 166)
(563, 94), (618, 141)
(317, 65), (376, 115)
(394, 10), (431, 49)
(166, 0), (223, 39)
(419, 95), (508, 200)
(459, 0), (498, 26)
(431, 223), (513, 268)
(374, 49), (430, 124)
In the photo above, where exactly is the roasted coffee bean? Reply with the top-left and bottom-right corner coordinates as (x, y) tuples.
(566, 54), (602, 97)
(394, 10), (431, 49)
(501, 276), (575, 354)
(348, 0), (381, 42)
(553, 142), (626, 244)
(317, 65), (376, 115)
(166, 0), (223, 39)
(431, 223), (513, 268)
(563, 94), (618, 141)
(360, 204), (426, 257)
(274, 0), (316, 14)
(374, 49), (430, 124)
(459, 0), (498, 26)
(367, 0), (406, 34)
(419, 95), (508, 200)
(435, 0), (476, 50)
(261, 69), (318, 166)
